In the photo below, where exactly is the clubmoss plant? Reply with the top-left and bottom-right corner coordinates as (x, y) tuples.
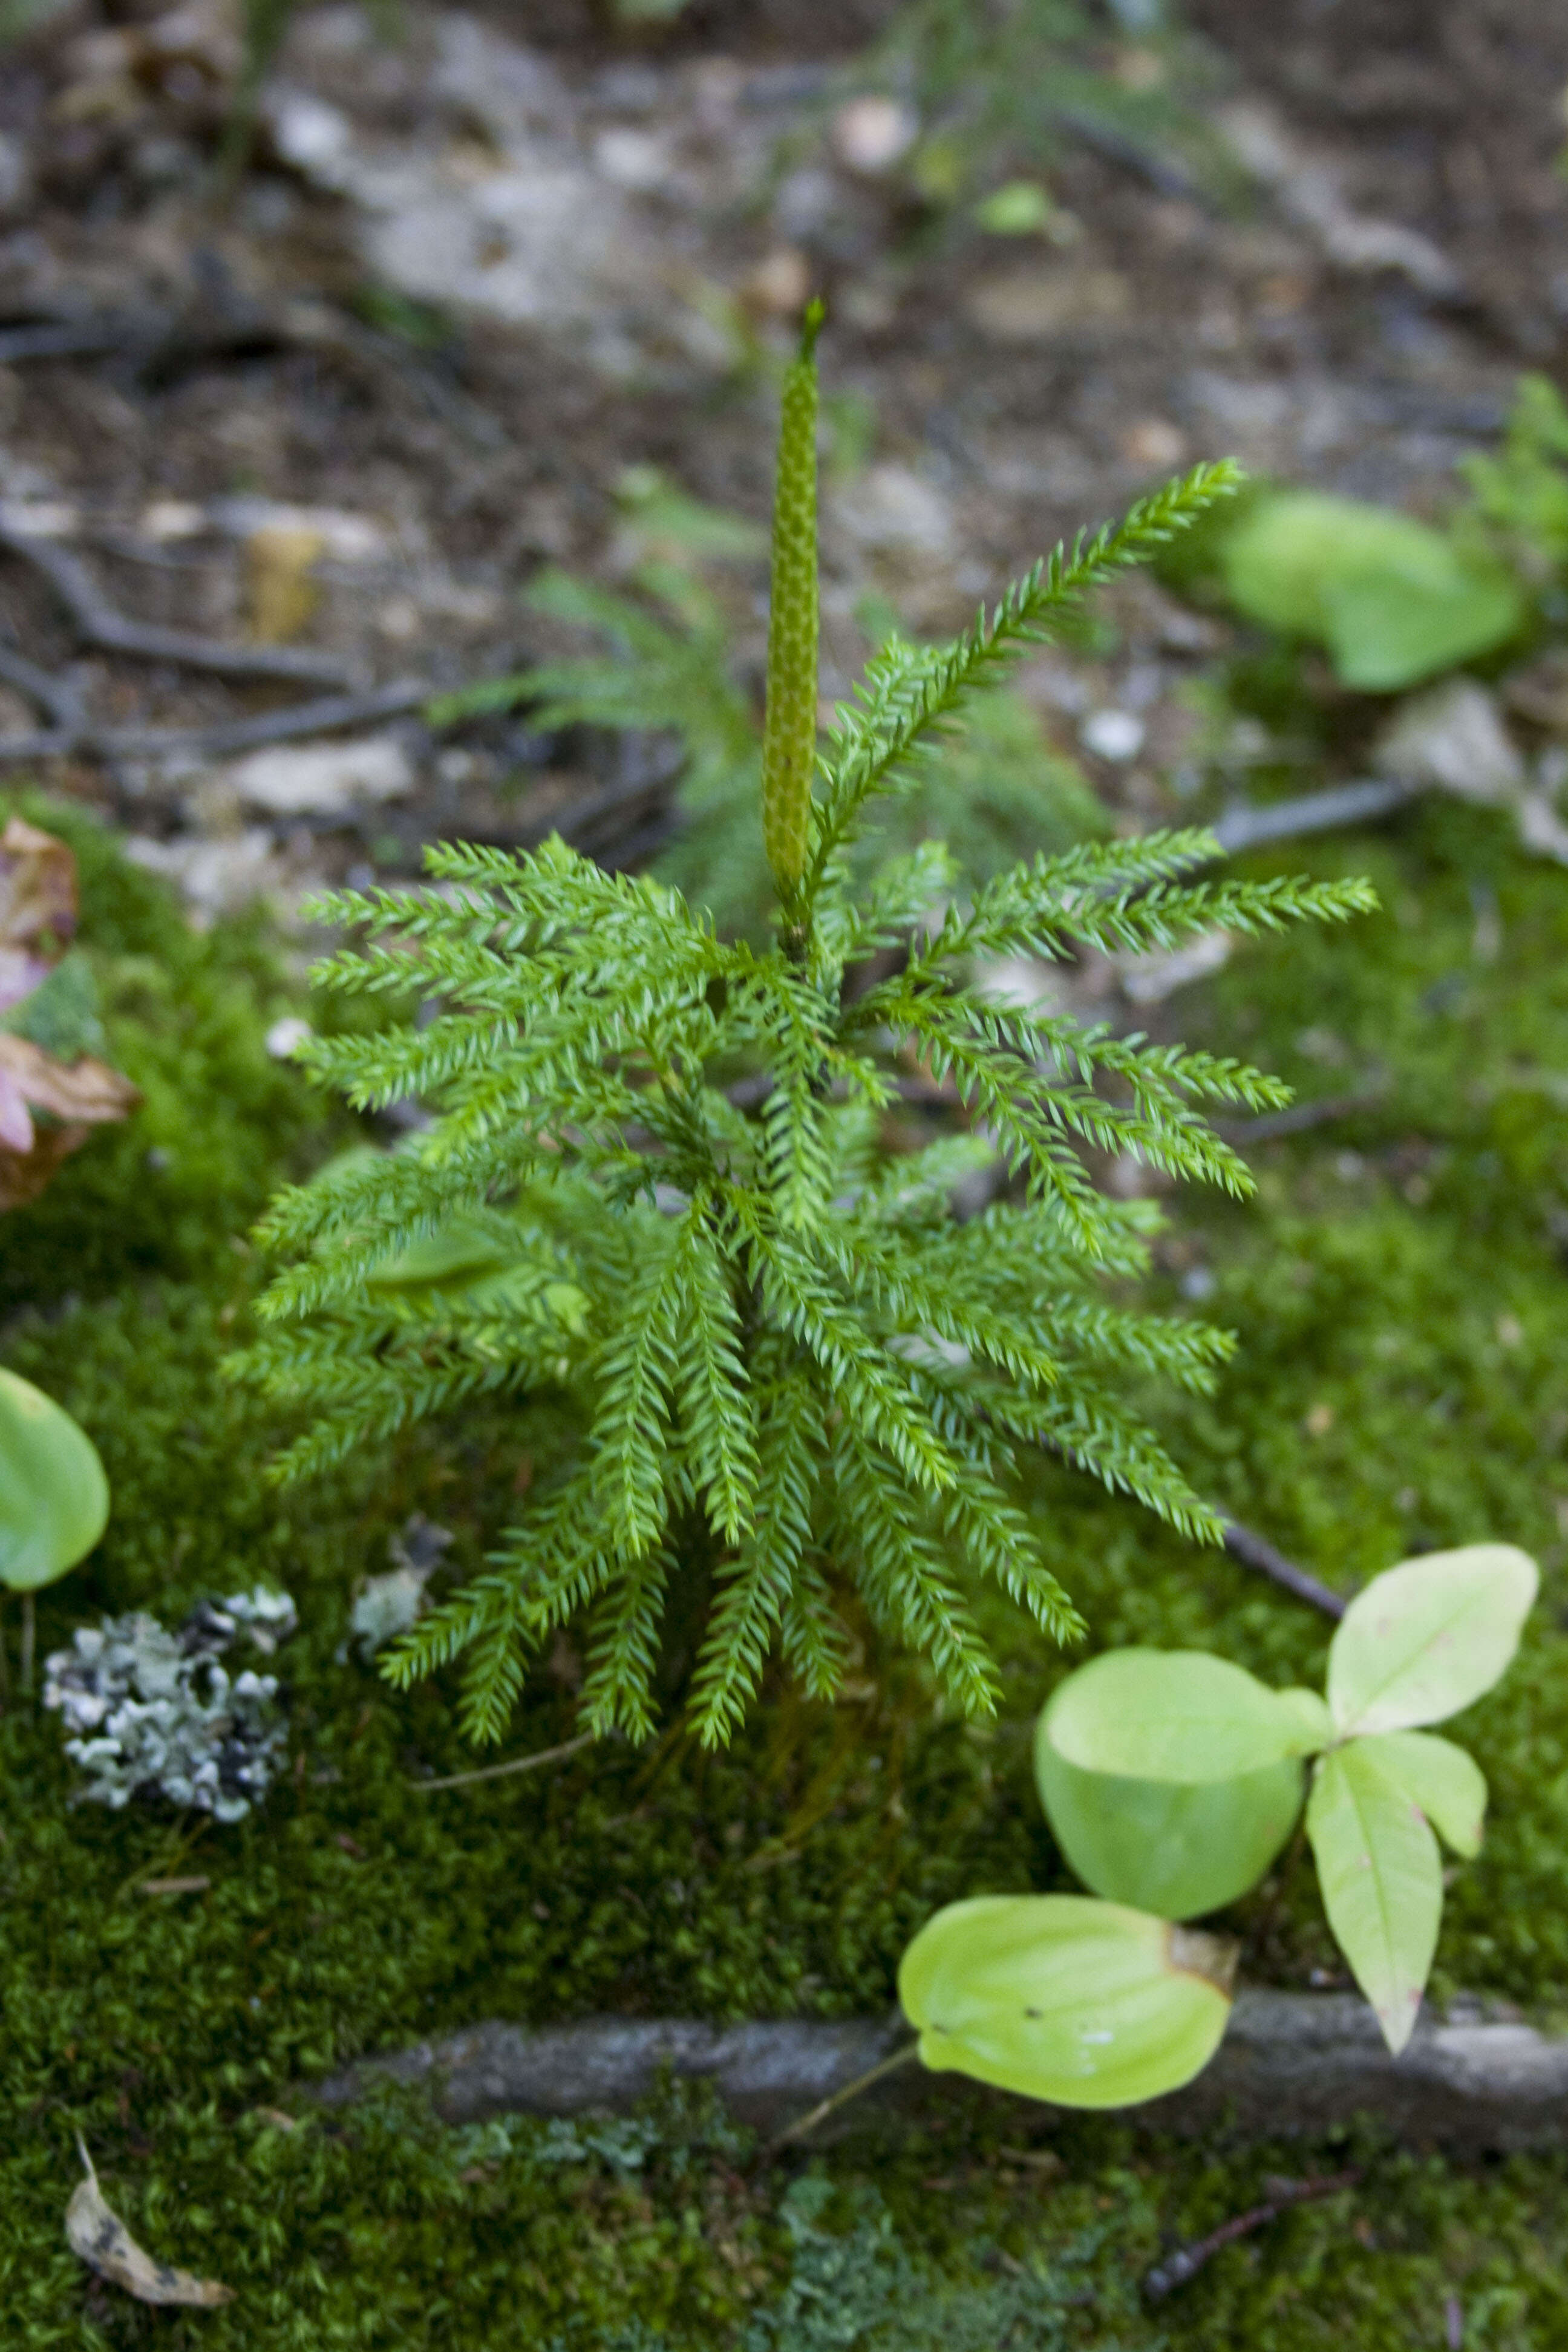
(234, 312), (1373, 1749)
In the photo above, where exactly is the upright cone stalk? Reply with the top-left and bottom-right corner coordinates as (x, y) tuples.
(762, 300), (823, 917)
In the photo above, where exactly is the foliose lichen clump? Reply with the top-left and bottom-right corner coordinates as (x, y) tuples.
(42, 1586), (296, 1820)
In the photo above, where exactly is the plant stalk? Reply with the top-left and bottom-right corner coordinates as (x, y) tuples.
(19, 1592), (34, 1696)
(762, 299), (825, 946)
(756, 2035), (919, 2163)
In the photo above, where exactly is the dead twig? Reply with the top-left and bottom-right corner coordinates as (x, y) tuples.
(1212, 777), (1420, 856)
(0, 521), (353, 688)
(1215, 1081), (1386, 1146)
(1143, 2167), (1362, 2299)
(0, 638), (86, 730)
(409, 1728), (597, 1792)
(1221, 1518), (1346, 1619)
(0, 679), (433, 769)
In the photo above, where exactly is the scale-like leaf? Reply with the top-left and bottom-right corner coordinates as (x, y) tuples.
(1359, 1729), (1487, 1858)
(1044, 1648), (1325, 1783)
(899, 1893), (1235, 2108)
(1307, 1743), (1442, 2056)
(0, 1368), (108, 1592)
(1327, 1546), (1538, 1737)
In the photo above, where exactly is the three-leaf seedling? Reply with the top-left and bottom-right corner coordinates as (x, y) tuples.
(887, 1544), (1534, 2123)
(0, 1367), (108, 1696)
(1035, 1544), (1536, 2053)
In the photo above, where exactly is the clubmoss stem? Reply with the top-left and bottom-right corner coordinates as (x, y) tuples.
(762, 299), (825, 944)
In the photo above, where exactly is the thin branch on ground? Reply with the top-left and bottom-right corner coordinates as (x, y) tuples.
(1143, 2168), (1363, 2299)
(1212, 777), (1420, 855)
(1215, 1081), (1387, 1145)
(1221, 1518), (1347, 1619)
(0, 520), (353, 687)
(0, 636), (87, 729)
(409, 1729), (597, 1791)
(0, 679), (433, 768)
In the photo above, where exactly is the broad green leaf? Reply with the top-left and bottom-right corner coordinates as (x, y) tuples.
(1043, 1650), (1323, 1784)
(1306, 1743), (1442, 2056)
(0, 1367), (108, 1591)
(1221, 491), (1525, 691)
(1360, 1730), (1487, 1859)
(898, 1893), (1235, 2109)
(1327, 1546), (1538, 1736)
(1036, 1727), (1303, 1920)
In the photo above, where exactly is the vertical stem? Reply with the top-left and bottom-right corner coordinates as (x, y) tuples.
(0, 1595), (9, 1711)
(762, 299), (824, 949)
(19, 1592), (34, 1696)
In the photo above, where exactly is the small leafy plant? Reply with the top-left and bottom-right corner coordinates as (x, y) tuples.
(237, 307), (1372, 1749)
(1034, 1544), (1538, 2051)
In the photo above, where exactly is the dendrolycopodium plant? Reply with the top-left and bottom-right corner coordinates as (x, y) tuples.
(1034, 1544), (1538, 2051)
(234, 309), (1373, 1749)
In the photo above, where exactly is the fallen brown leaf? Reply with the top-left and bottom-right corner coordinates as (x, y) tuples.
(65, 2136), (234, 2308)
(0, 1033), (142, 1208)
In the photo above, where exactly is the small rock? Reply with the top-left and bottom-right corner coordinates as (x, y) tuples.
(592, 126), (668, 191)
(224, 734), (414, 818)
(264, 87), (358, 191)
(1120, 418), (1189, 470)
(740, 247), (812, 319)
(264, 1016), (312, 1060)
(123, 829), (281, 920)
(1081, 709), (1146, 762)
(832, 463), (953, 557)
(1375, 680), (1524, 805)
(211, 498), (387, 563)
(832, 96), (917, 174)
(965, 267), (1132, 342)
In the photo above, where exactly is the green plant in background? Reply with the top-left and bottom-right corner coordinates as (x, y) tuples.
(1194, 374), (1568, 695)
(1034, 1544), (1538, 2051)
(235, 316), (1371, 1751)
(1218, 492), (1527, 694)
(1458, 372), (1568, 588)
(0, 1367), (108, 1696)
(860, 0), (1220, 217)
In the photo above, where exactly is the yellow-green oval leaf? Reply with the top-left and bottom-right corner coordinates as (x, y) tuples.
(1044, 1650), (1321, 1784)
(1044, 1722), (1298, 1919)
(898, 1893), (1235, 2109)
(1306, 1743), (1442, 2056)
(0, 1368), (108, 1592)
(1327, 1546), (1538, 1737)
(1035, 1730), (1304, 1921)
(1359, 1730), (1487, 1860)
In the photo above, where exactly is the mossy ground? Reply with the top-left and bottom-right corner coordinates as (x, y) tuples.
(5, 791), (1568, 2342)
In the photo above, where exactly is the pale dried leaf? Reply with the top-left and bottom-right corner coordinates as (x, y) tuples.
(0, 1033), (140, 1123)
(66, 2139), (234, 2308)
(0, 817), (77, 1010)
